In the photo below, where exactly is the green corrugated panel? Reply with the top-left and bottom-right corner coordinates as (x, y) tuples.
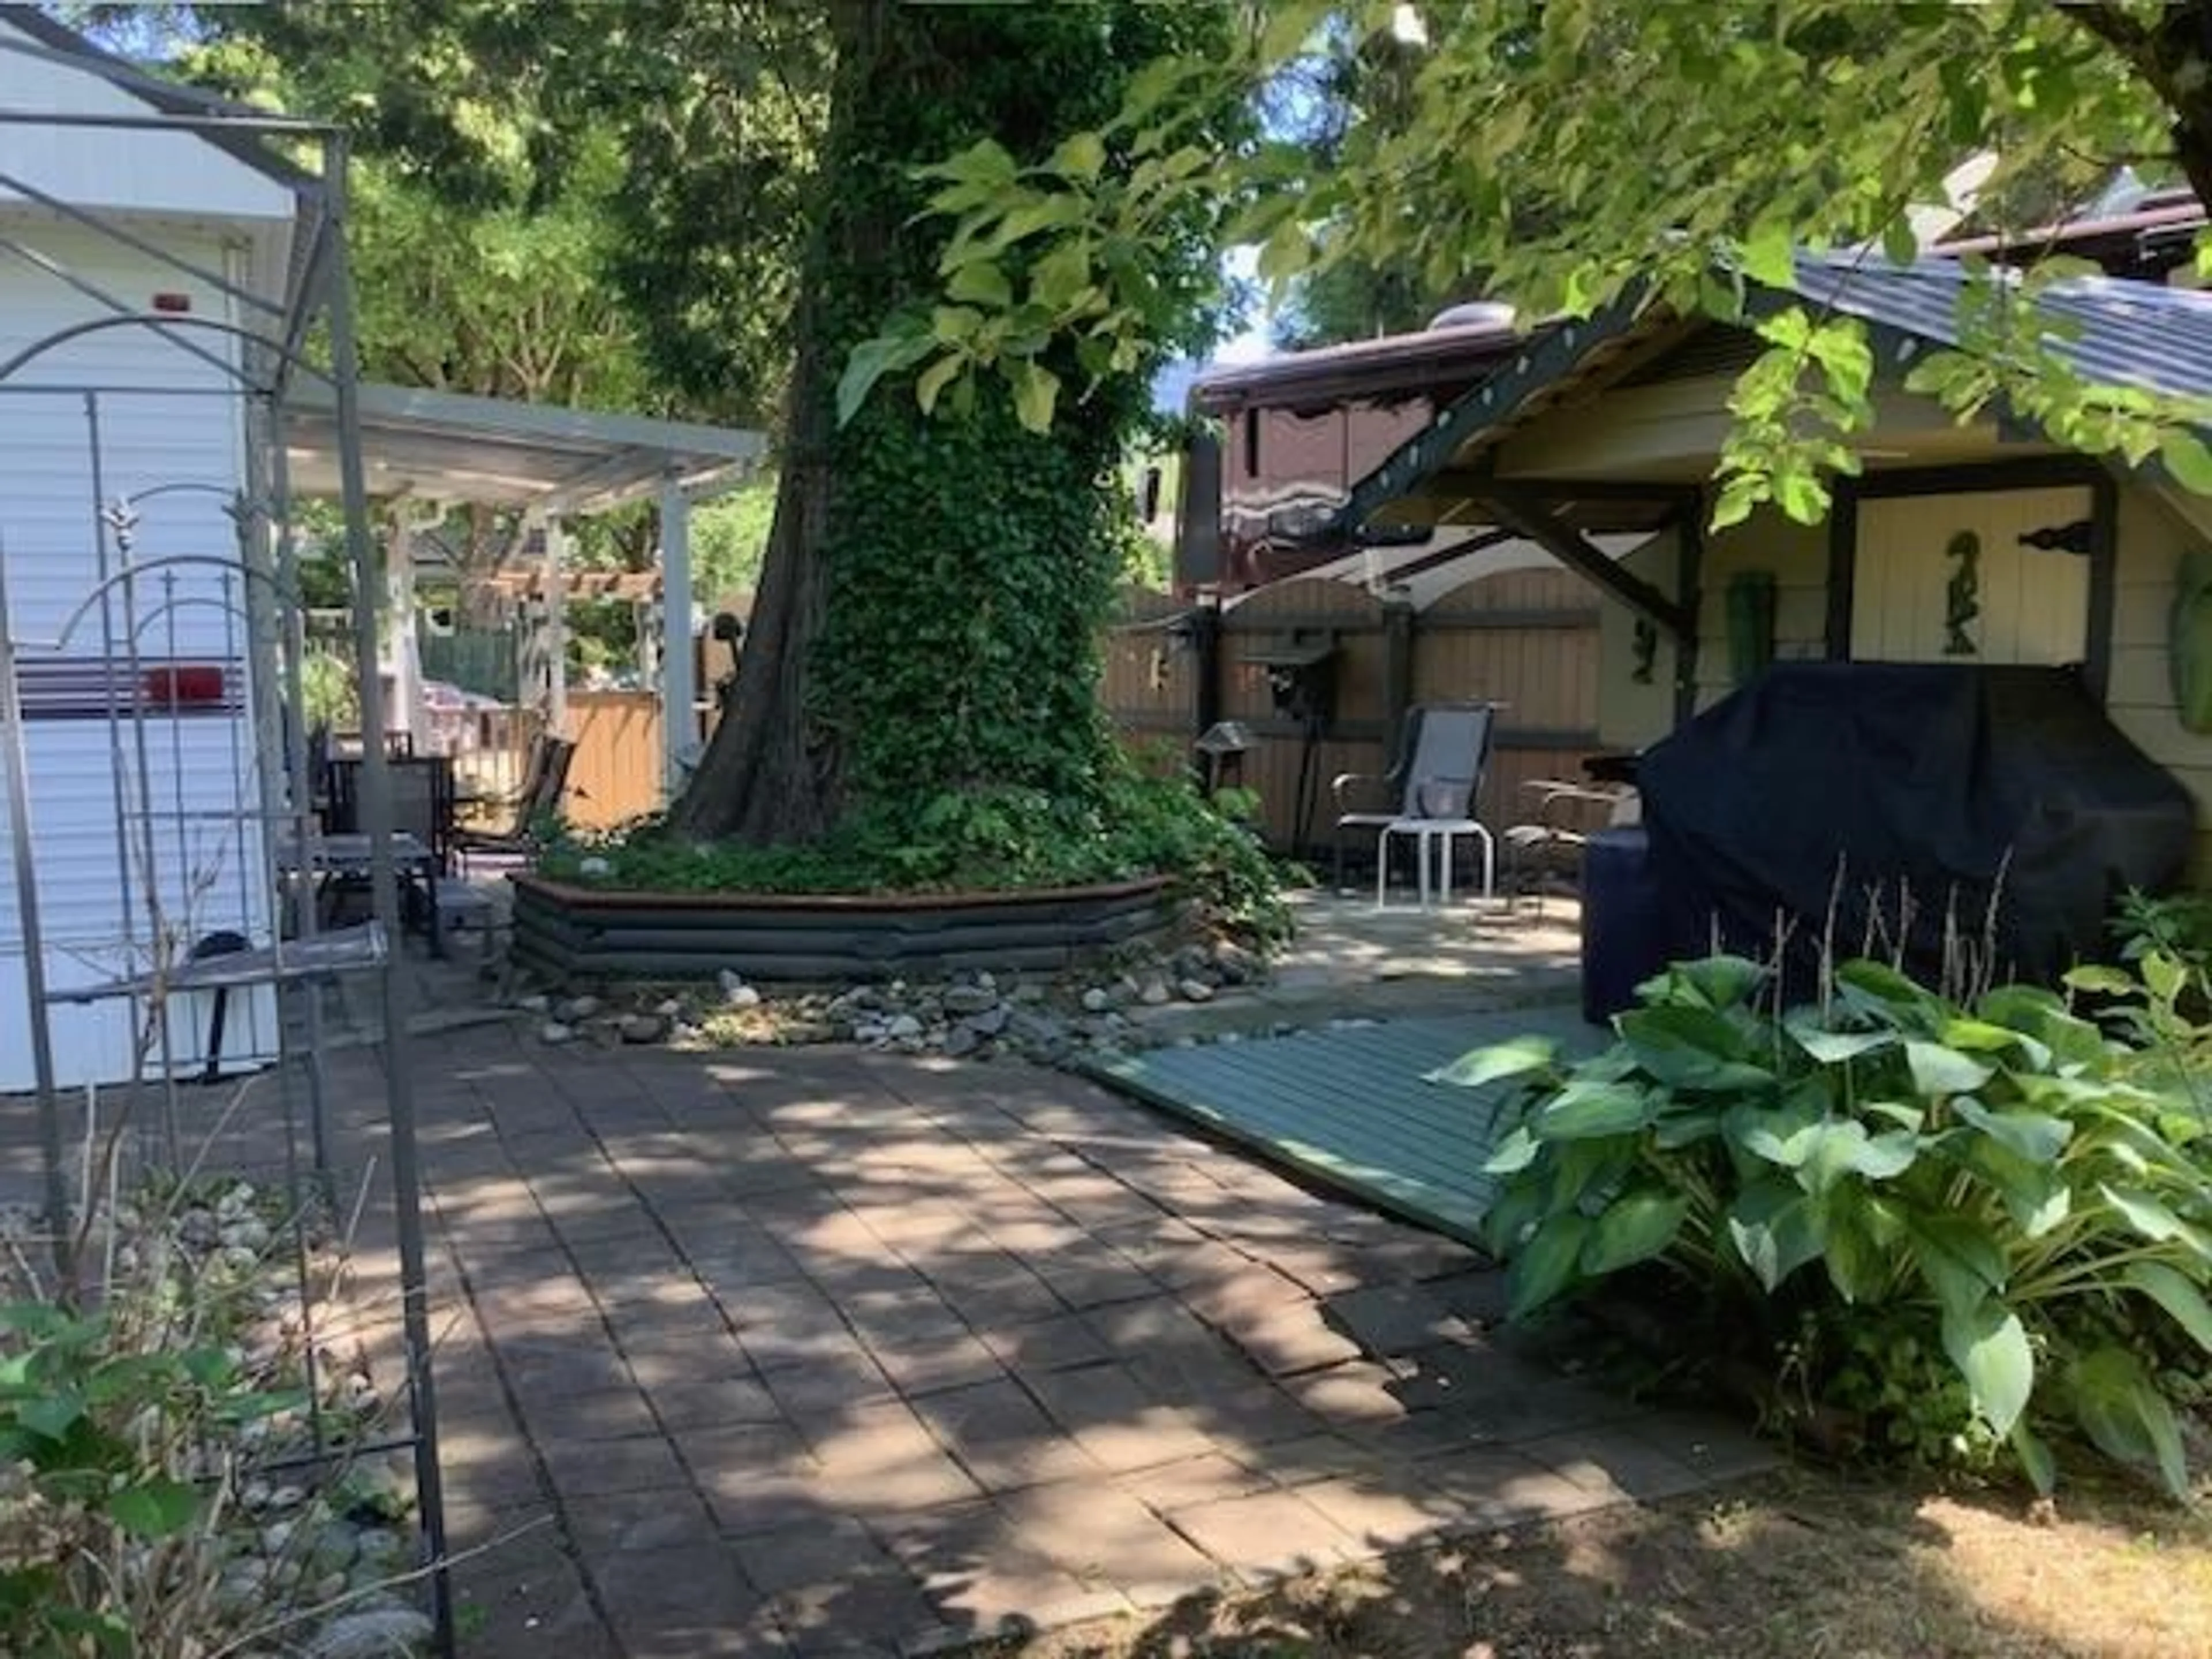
(1082, 1005), (1594, 1246)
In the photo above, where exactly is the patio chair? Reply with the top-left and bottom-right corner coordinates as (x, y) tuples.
(1333, 703), (1498, 907)
(1502, 778), (1639, 916)
(455, 736), (576, 874)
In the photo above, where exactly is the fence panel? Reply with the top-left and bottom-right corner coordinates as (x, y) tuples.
(1096, 569), (1608, 862)
(567, 690), (665, 830)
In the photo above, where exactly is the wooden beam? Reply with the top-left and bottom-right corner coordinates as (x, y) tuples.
(1826, 478), (1859, 661)
(1479, 491), (1695, 641)
(2085, 470), (2119, 702)
(1674, 507), (1705, 728)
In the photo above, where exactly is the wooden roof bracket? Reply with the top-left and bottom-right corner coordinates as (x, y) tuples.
(1479, 482), (1696, 642)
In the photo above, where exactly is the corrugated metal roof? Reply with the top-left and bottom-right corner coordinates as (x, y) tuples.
(1335, 257), (2212, 534)
(1789, 252), (2212, 402)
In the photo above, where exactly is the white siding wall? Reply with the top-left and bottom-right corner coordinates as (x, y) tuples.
(0, 216), (275, 1091)
(0, 21), (296, 226)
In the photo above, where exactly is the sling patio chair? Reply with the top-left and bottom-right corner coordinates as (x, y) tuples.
(455, 736), (577, 875)
(1332, 702), (1499, 908)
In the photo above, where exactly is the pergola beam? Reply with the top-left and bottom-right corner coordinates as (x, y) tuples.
(1478, 484), (1696, 641)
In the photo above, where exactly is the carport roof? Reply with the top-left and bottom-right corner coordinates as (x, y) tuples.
(1334, 252), (2212, 541)
(282, 380), (770, 514)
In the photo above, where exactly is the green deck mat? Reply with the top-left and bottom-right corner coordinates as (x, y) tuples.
(1081, 1003), (1595, 1245)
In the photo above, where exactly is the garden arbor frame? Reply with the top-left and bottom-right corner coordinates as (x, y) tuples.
(0, 16), (454, 1652)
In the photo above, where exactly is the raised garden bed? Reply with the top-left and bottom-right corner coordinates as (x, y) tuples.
(510, 872), (1179, 984)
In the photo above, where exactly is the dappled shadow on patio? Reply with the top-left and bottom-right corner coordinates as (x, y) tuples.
(380, 1021), (1770, 1659)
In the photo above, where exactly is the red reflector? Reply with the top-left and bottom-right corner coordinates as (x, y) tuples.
(143, 666), (225, 708)
(151, 291), (192, 313)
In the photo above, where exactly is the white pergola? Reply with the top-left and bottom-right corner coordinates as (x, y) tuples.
(284, 379), (768, 794)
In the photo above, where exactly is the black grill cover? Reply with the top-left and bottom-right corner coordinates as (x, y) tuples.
(1637, 663), (2197, 989)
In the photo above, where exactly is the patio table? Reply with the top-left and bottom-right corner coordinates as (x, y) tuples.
(278, 831), (445, 958)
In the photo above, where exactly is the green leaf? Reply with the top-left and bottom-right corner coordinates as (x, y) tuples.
(2124, 1260), (2212, 1355)
(1725, 1180), (1824, 1290)
(2101, 1184), (2212, 1263)
(1581, 1193), (1690, 1276)
(1482, 1124), (1543, 1176)
(1617, 1005), (1774, 1090)
(1951, 1100), (2071, 1165)
(835, 330), (932, 427)
(1741, 218), (1797, 289)
(946, 260), (1012, 308)
(1904, 1040), (1994, 1097)
(1052, 130), (1106, 183)
(1794, 1120), (1919, 1193)
(1669, 955), (1766, 1010)
(1941, 1296), (2033, 1436)
(1006, 359), (1061, 432)
(2160, 427), (2212, 495)
(914, 355), (961, 418)
(1914, 1215), (2010, 1320)
(1428, 1035), (1559, 1089)
(2068, 1346), (2191, 1499)
(1029, 240), (1094, 311)
(17, 1392), (82, 1441)
(1530, 1078), (1657, 1141)
(1506, 1211), (1592, 1319)
(1785, 1018), (1895, 1065)
(106, 1478), (203, 1539)
(2010, 1418), (2058, 1497)
(2062, 964), (2136, 997)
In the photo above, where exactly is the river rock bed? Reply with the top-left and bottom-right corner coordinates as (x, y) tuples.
(520, 933), (1272, 1063)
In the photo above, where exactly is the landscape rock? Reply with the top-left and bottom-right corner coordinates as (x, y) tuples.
(555, 994), (601, 1022)
(885, 1013), (923, 1041)
(1080, 987), (1112, 1014)
(942, 984), (998, 1016)
(619, 1013), (668, 1044)
(943, 1024), (982, 1059)
(516, 993), (549, 1014)
(307, 1604), (434, 1659)
(1178, 979), (1216, 1003)
(967, 1004), (1010, 1037)
(220, 1218), (271, 1253)
(1212, 940), (1259, 984)
(539, 1021), (575, 1045)
(177, 1209), (219, 1250)
(1138, 976), (1172, 1007)
(724, 983), (763, 1010)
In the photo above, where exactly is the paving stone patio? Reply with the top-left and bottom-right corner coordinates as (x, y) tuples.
(388, 1022), (1770, 1658)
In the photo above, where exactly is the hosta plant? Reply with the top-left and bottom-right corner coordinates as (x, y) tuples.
(1436, 955), (2212, 1498)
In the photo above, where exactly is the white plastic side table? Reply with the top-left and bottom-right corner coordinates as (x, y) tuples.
(1375, 816), (1495, 909)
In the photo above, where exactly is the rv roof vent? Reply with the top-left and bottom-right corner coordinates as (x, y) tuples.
(1427, 300), (1517, 331)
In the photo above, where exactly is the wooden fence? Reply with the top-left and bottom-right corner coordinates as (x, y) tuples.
(1101, 570), (1609, 860)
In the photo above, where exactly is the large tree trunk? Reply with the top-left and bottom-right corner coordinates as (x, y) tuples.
(665, 1), (1199, 847)
(2069, 1), (2212, 210)
(663, 0), (880, 842)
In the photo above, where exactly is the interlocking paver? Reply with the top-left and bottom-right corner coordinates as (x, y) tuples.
(910, 1376), (1103, 1493)
(1164, 1487), (1361, 1580)
(392, 1032), (1752, 1658)
(1022, 1362), (1217, 1473)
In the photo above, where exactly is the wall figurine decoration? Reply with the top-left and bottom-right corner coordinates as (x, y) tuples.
(1631, 616), (1658, 684)
(1943, 530), (1982, 656)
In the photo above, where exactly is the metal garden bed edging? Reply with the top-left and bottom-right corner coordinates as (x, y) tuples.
(510, 872), (1180, 984)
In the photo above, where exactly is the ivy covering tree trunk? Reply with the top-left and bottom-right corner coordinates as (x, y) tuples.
(667, 1), (1221, 845)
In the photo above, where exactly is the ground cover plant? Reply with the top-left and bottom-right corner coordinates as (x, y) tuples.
(1437, 942), (2212, 1501)
(541, 760), (1296, 950)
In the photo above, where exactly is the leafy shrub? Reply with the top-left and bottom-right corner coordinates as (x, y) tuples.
(0, 1301), (299, 1653)
(543, 752), (1296, 947)
(1438, 954), (2212, 1498)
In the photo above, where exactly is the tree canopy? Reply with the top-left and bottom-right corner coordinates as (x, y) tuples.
(862, 1), (2212, 525)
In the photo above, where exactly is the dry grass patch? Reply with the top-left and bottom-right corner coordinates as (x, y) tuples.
(1001, 1469), (2212, 1659)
